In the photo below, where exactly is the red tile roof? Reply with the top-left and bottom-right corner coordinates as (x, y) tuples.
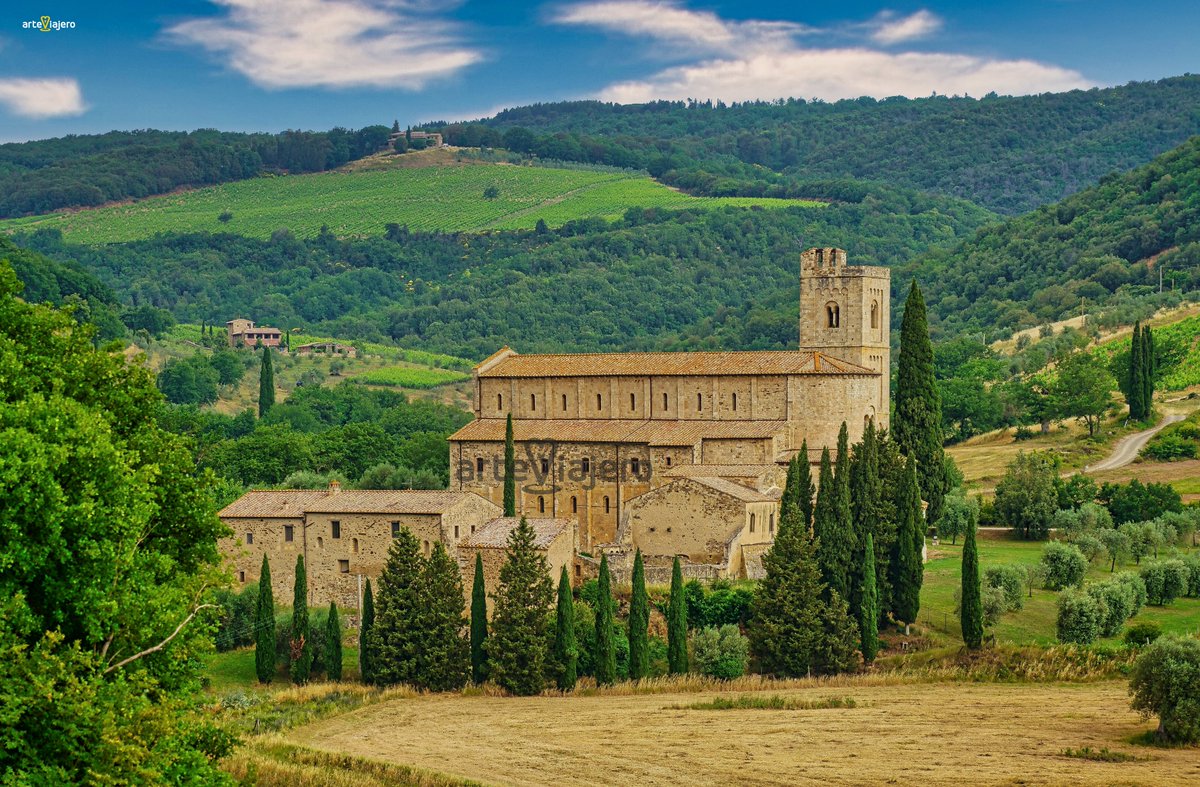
(459, 517), (572, 549)
(476, 350), (875, 378)
(448, 418), (788, 445)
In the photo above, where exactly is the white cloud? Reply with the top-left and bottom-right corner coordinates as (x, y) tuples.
(870, 10), (942, 45)
(555, 1), (1093, 102)
(0, 78), (86, 118)
(167, 0), (482, 90)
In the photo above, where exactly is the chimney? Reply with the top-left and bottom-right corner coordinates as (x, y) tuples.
(328, 479), (341, 496)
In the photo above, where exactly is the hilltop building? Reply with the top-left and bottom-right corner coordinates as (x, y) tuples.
(225, 318), (282, 349)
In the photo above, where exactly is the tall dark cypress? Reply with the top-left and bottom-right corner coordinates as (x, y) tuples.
(627, 549), (650, 681)
(891, 455), (925, 634)
(813, 447), (852, 601)
(359, 579), (375, 683)
(503, 413), (516, 516)
(369, 526), (425, 687)
(667, 556), (688, 674)
(594, 553), (617, 686)
(258, 346), (275, 417)
(553, 566), (577, 690)
(833, 422), (856, 591)
(417, 543), (470, 692)
(470, 552), (488, 684)
(894, 281), (946, 524)
(1128, 320), (1145, 420)
(849, 420), (881, 616)
(796, 440), (816, 531)
(488, 517), (554, 695)
(859, 532), (879, 663)
(255, 554), (276, 683)
(1142, 324), (1155, 417)
(290, 554), (311, 684)
(780, 454), (802, 524)
(325, 602), (343, 681)
(960, 518), (983, 650)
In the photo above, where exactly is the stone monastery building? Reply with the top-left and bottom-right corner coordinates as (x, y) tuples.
(220, 248), (890, 603)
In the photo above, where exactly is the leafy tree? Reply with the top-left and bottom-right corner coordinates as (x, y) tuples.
(417, 543), (469, 691)
(120, 303), (176, 336)
(891, 456), (925, 633)
(369, 526), (424, 686)
(209, 349), (244, 387)
(984, 565), (1024, 611)
(470, 552), (488, 684)
(960, 520), (983, 649)
(628, 549), (650, 681)
(1101, 479), (1183, 525)
(157, 355), (219, 405)
(1087, 580), (1136, 637)
(290, 555), (311, 684)
(937, 492), (977, 545)
(691, 625), (750, 679)
(894, 281), (946, 524)
(489, 517), (554, 695)
(359, 578), (375, 683)
(1056, 589), (1103, 644)
(594, 553), (617, 686)
(1051, 351), (1115, 436)
(1099, 528), (1131, 572)
(258, 346), (275, 417)
(325, 602), (343, 681)
(553, 565), (578, 690)
(256, 555), (276, 683)
(859, 532), (879, 662)
(667, 557), (688, 674)
(503, 413), (515, 516)
(1040, 542), (1088, 590)
(1129, 635), (1200, 744)
(994, 451), (1059, 539)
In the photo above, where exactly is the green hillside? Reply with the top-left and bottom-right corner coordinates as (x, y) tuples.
(0, 164), (820, 243)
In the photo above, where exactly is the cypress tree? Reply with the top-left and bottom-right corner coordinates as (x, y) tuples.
(489, 517), (554, 695)
(813, 448), (852, 601)
(849, 420), (881, 617)
(290, 554), (311, 684)
(780, 454), (801, 523)
(834, 423), (856, 590)
(359, 579), (375, 683)
(891, 456), (925, 634)
(894, 281), (946, 524)
(254, 554), (275, 683)
(859, 532), (879, 663)
(369, 526), (424, 687)
(470, 552), (488, 684)
(960, 517), (983, 650)
(503, 413), (516, 516)
(594, 553), (617, 686)
(1142, 324), (1155, 417)
(667, 556), (688, 675)
(1128, 320), (1145, 419)
(325, 602), (343, 681)
(796, 440), (816, 531)
(417, 542), (470, 691)
(553, 565), (578, 691)
(258, 346), (275, 417)
(628, 549), (650, 681)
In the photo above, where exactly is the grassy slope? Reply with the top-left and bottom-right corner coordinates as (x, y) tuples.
(0, 163), (822, 243)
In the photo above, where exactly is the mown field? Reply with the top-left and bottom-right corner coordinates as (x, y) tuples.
(0, 164), (823, 243)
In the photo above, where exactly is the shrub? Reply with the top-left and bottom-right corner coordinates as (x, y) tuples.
(1041, 542), (1088, 590)
(1086, 580), (1135, 637)
(214, 584), (259, 652)
(1114, 572), (1148, 616)
(275, 609), (330, 675)
(1056, 589), (1104, 645)
(1070, 533), (1106, 563)
(690, 625), (750, 680)
(1123, 622), (1163, 648)
(981, 585), (1009, 628)
(1129, 635), (1200, 743)
(984, 566), (1024, 611)
(1185, 556), (1200, 599)
(1143, 431), (1197, 461)
(1141, 561), (1189, 605)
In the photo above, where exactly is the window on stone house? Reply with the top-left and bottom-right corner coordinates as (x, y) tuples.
(732, 392), (737, 411)
(665, 456), (672, 467)
(630, 457), (640, 476)
(662, 392), (668, 411)
(697, 392), (703, 411)
(562, 393), (568, 411)
(539, 496), (546, 513)
(596, 393), (603, 410)
(338, 559), (350, 574)
(331, 520), (340, 539)
(353, 538), (359, 554)
(317, 536), (323, 548)
(454, 525), (460, 539)
(871, 301), (879, 329)
(531, 393), (537, 410)
(750, 513), (756, 533)
(476, 456), (484, 474)
(246, 532), (253, 545)
(497, 393), (503, 410)
(827, 302), (840, 328)
(582, 457), (590, 474)
(630, 392), (636, 410)
(604, 496), (611, 514)
(423, 540), (430, 557)
(284, 525), (294, 542)
(541, 458), (549, 474)
(769, 513), (775, 533)
(239, 570), (246, 583)
(571, 496), (577, 513)
(391, 521), (400, 538)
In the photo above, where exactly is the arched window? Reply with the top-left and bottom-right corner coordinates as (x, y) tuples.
(630, 392), (636, 410)
(538, 495), (545, 513)
(750, 513), (756, 533)
(596, 393), (603, 410)
(530, 393), (537, 410)
(697, 392), (703, 411)
(826, 302), (840, 328)
(871, 300), (879, 329)
(732, 392), (737, 411)
(631, 457), (640, 476)
(662, 392), (669, 411)
(317, 536), (324, 548)
(769, 513), (775, 533)
(424, 540), (430, 557)
(571, 496), (578, 514)
(604, 496), (611, 514)
(497, 393), (503, 410)
(353, 537), (359, 553)
(562, 393), (568, 411)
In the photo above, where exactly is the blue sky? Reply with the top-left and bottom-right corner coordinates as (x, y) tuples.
(1, 1), (1197, 142)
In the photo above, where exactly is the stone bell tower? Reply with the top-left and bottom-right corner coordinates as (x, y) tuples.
(798, 247), (891, 420)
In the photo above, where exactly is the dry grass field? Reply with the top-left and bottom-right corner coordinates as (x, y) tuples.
(280, 679), (1197, 786)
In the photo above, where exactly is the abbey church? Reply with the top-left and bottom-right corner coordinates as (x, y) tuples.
(220, 248), (890, 604)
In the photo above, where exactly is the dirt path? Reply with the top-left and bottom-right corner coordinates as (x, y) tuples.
(1086, 414), (1184, 473)
(286, 681), (1197, 786)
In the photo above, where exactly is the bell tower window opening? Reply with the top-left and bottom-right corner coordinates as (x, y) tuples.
(662, 392), (668, 411)
(826, 302), (840, 328)
(732, 392), (737, 411)
(596, 393), (603, 411)
(871, 300), (879, 330)
(630, 392), (636, 411)
(562, 393), (568, 411)
(497, 393), (503, 410)
(530, 393), (537, 410)
(696, 392), (703, 411)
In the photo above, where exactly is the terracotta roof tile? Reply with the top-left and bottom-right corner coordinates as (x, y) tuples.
(663, 463), (784, 479)
(459, 517), (572, 549)
(219, 489), (478, 518)
(448, 418), (788, 445)
(687, 477), (781, 503)
(477, 350), (875, 378)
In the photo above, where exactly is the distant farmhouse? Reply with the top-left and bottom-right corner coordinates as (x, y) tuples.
(389, 129), (444, 148)
(219, 248), (890, 603)
(226, 318), (282, 349)
(295, 341), (356, 358)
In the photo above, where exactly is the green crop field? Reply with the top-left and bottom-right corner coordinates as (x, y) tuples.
(0, 164), (824, 244)
(350, 366), (469, 389)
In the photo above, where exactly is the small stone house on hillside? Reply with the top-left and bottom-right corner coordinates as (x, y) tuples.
(459, 517), (577, 614)
(225, 318), (282, 349)
(295, 342), (357, 358)
(218, 482), (500, 608)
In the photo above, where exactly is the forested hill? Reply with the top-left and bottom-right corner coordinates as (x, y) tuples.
(0, 126), (393, 218)
(901, 135), (1200, 342)
(439, 75), (1200, 215)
